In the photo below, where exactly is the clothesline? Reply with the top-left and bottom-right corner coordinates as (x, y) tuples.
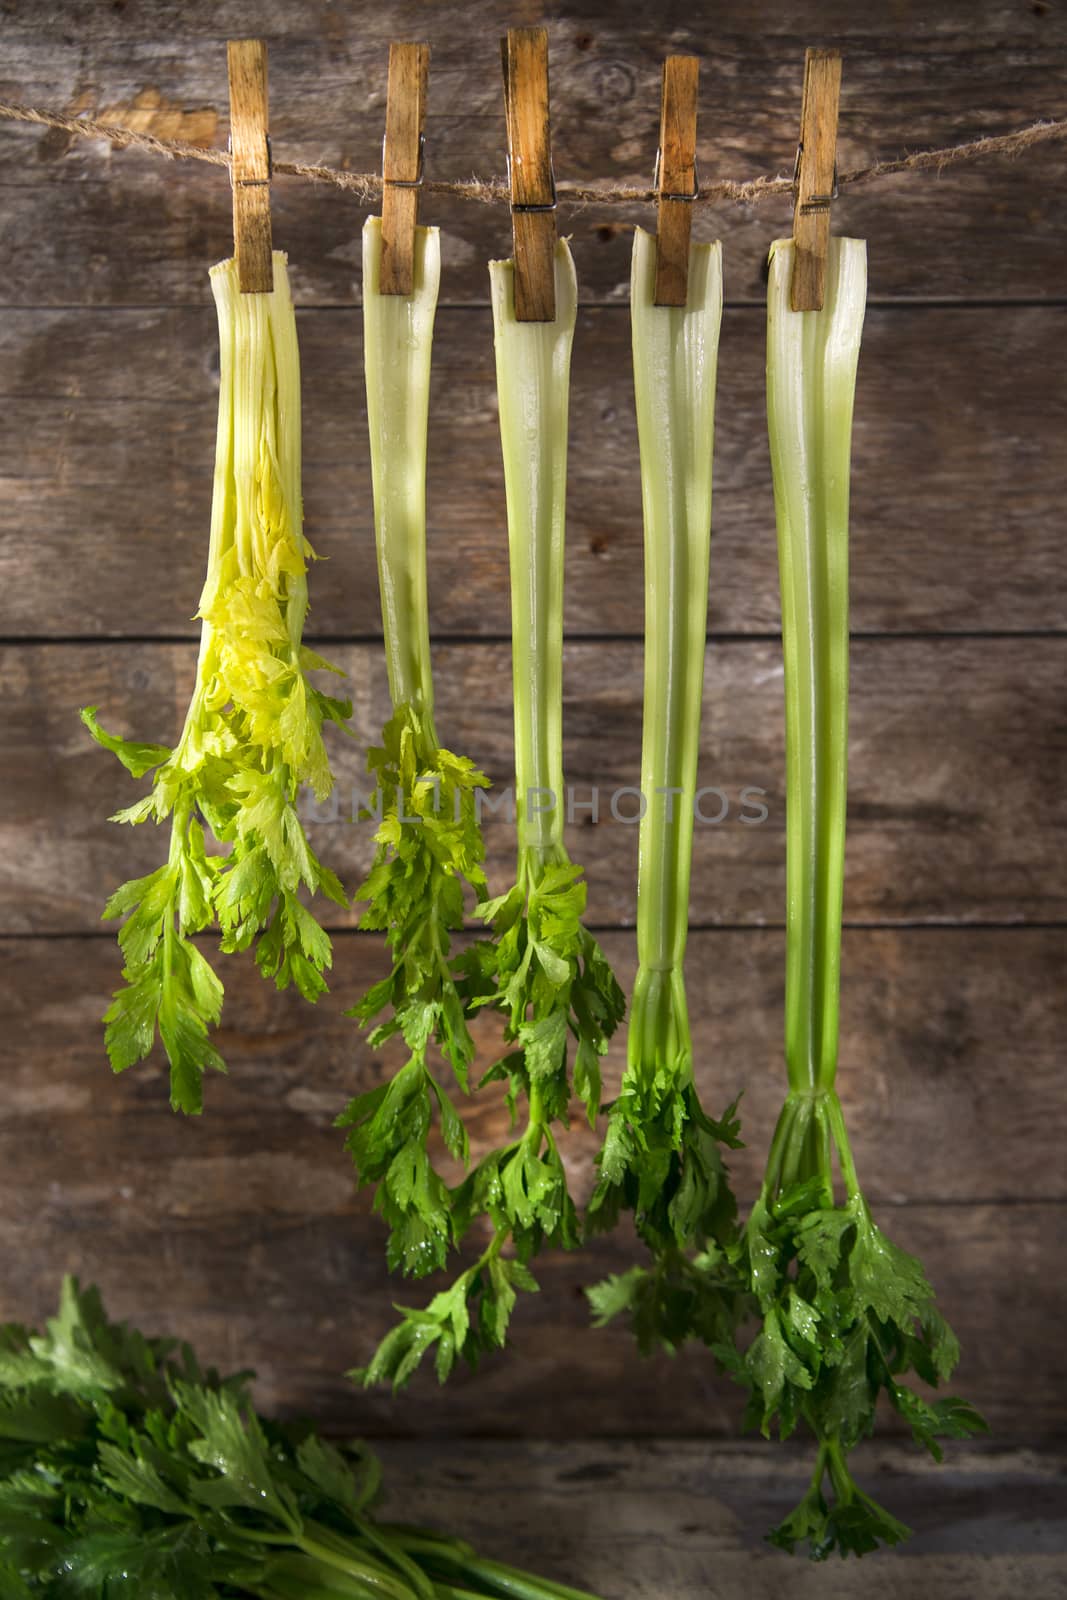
(1, 99), (1065, 208)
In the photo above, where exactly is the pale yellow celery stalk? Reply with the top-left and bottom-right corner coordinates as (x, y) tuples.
(83, 251), (348, 1115)
(183, 254), (314, 778)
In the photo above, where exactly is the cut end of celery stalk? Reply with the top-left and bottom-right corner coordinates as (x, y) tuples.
(363, 215), (442, 301)
(209, 248), (291, 293)
(488, 236), (578, 331)
(767, 235), (868, 322)
(632, 223), (723, 313)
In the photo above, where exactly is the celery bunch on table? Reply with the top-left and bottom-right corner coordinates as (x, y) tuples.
(586, 229), (744, 1351)
(338, 220), (490, 1282)
(83, 254), (349, 1114)
(718, 238), (985, 1558)
(359, 241), (624, 1389)
(0, 1277), (602, 1600)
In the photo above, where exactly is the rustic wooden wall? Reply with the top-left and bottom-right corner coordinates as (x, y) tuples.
(0, 0), (1064, 1448)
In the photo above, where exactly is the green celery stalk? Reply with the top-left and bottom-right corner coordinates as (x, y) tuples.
(340, 218), (491, 1283)
(586, 228), (742, 1351)
(356, 240), (623, 1391)
(491, 248), (573, 873)
(585, 222), (742, 1260)
(362, 216), (439, 720)
(82, 253), (350, 1114)
(770, 241), (855, 1101)
(725, 237), (986, 1559)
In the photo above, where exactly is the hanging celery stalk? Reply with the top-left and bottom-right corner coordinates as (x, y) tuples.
(82, 254), (349, 1115)
(338, 219), (490, 1281)
(585, 228), (744, 1352)
(357, 241), (624, 1390)
(719, 237), (985, 1559)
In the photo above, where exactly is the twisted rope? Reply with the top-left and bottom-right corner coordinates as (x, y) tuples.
(2, 99), (1064, 207)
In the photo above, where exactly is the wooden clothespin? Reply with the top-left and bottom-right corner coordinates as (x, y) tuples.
(790, 47), (842, 312)
(227, 39), (273, 294)
(654, 55), (700, 307)
(380, 41), (430, 296)
(501, 26), (557, 321)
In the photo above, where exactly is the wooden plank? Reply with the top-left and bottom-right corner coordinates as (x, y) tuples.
(0, 1179), (1057, 1435)
(3, 159), (1064, 308)
(1, 933), (1063, 1435)
(0, 927), (1060, 1201)
(0, 305), (1063, 639)
(1, 637), (1063, 932)
(0, 5), (1063, 304)
(0, 0), (1057, 47)
(5, 928), (1060, 1437)
(373, 1439), (1067, 1594)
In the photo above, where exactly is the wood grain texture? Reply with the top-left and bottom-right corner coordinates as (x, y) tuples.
(379, 41), (429, 298)
(0, 0), (1064, 1464)
(372, 1440), (1067, 1594)
(0, 934), (1064, 1435)
(2, 637), (1062, 933)
(1, 304), (1063, 640)
(1, 927), (1061, 1205)
(226, 38), (273, 294)
(653, 55), (698, 307)
(502, 27), (558, 322)
(0, 3), (1064, 305)
(790, 48), (841, 312)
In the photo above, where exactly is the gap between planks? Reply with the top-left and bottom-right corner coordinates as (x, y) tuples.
(3, 631), (1067, 647)
(1, 297), (1066, 313)
(5, 921), (1065, 940)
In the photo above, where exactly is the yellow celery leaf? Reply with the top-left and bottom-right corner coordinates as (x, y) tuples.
(205, 576), (289, 643)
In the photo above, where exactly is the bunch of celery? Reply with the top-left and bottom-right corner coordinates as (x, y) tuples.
(0, 1277), (601, 1600)
(586, 229), (744, 1352)
(83, 254), (349, 1114)
(338, 219), (490, 1283)
(716, 238), (985, 1557)
(359, 241), (624, 1389)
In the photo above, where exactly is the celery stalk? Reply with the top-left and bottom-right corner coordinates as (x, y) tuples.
(355, 241), (623, 1391)
(1, 1274), (605, 1600)
(764, 233), (864, 1187)
(362, 217), (439, 721)
(600, 226), (726, 1187)
(82, 253), (350, 1113)
(725, 238), (985, 1559)
(488, 244), (575, 870)
(631, 231), (720, 982)
(767, 235), (862, 1098)
(586, 228), (742, 1352)
(340, 220), (492, 1283)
